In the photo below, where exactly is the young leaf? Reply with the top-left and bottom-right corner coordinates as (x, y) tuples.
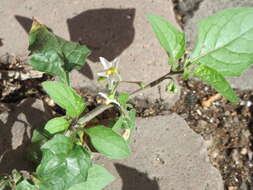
(28, 19), (91, 82)
(147, 14), (186, 63)
(193, 65), (238, 103)
(165, 81), (178, 93)
(36, 134), (91, 190)
(44, 117), (70, 135)
(42, 81), (85, 118)
(118, 93), (129, 107)
(125, 109), (136, 143)
(112, 116), (124, 132)
(85, 126), (131, 159)
(16, 180), (36, 190)
(112, 109), (136, 134)
(191, 8), (253, 76)
(68, 164), (115, 190)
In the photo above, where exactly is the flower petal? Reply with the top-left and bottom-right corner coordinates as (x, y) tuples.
(112, 57), (120, 69)
(97, 71), (109, 78)
(99, 57), (110, 69)
(98, 92), (108, 99)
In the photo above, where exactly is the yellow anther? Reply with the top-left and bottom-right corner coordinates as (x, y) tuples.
(106, 67), (117, 75)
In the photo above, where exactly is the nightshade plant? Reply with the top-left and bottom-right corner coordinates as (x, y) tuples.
(1, 7), (253, 190)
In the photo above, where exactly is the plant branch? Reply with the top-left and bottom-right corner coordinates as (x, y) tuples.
(76, 104), (113, 127)
(75, 70), (183, 127)
(129, 70), (182, 96)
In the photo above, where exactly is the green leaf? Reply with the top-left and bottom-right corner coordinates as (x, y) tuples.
(125, 109), (136, 143)
(29, 51), (68, 83)
(28, 19), (91, 82)
(68, 164), (115, 190)
(36, 134), (91, 190)
(112, 109), (136, 134)
(191, 8), (253, 76)
(118, 93), (129, 107)
(31, 129), (48, 144)
(42, 81), (85, 118)
(44, 117), (70, 135)
(16, 180), (36, 190)
(138, 82), (145, 89)
(97, 77), (107, 83)
(165, 81), (177, 93)
(147, 14), (186, 63)
(193, 65), (238, 103)
(112, 116), (124, 132)
(85, 126), (131, 159)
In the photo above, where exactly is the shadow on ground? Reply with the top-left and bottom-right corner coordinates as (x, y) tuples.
(114, 163), (160, 190)
(67, 8), (135, 62)
(15, 8), (135, 80)
(0, 99), (52, 175)
(0, 38), (3, 47)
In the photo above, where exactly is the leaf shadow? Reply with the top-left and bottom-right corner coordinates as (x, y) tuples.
(114, 163), (160, 190)
(0, 38), (3, 47)
(67, 8), (135, 62)
(0, 98), (52, 175)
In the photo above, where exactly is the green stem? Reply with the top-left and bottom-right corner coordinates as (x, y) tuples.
(74, 70), (183, 127)
(65, 72), (70, 86)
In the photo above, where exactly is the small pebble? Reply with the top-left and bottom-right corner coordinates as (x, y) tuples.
(231, 149), (240, 165)
(246, 101), (252, 107)
(225, 111), (230, 116)
(228, 186), (237, 190)
(247, 150), (253, 161)
(44, 97), (55, 107)
(240, 101), (246, 106)
(196, 109), (202, 115)
(211, 150), (219, 159)
(233, 117), (239, 123)
(231, 112), (237, 116)
(240, 148), (248, 155)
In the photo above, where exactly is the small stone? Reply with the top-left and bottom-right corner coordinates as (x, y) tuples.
(198, 120), (208, 127)
(247, 150), (253, 161)
(44, 97), (55, 107)
(231, 149), (240, 165)
(225, 111), (230, 116)
(246, 101), (252, 107)
(204, 86), (209, 91)
(240, 148), (248, 155)
(228, 186), (238, 190)
(196, 109), (202, 115)
(231, 111), (237, 116)
(233, 117), (239, 123)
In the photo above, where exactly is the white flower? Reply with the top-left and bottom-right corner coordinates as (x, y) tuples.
(97, 57), (121, 80)
(98, 92), (120, 106)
